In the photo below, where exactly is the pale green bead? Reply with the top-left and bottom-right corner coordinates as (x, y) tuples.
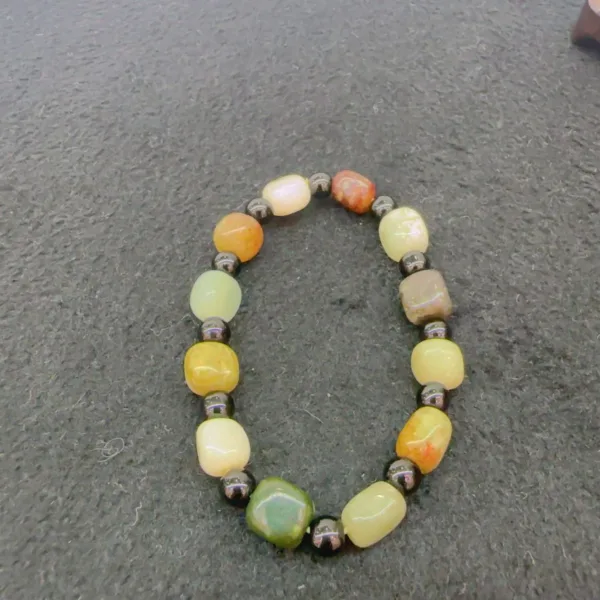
(378, 207), (429, 261)
(190, 270), (242, 322)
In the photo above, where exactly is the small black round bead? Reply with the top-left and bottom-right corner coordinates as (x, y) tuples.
(198, 317), (231, 344)
(417, 382), (449, 411)
(371, 195), (396, 219)
(203, 392), (235, 419)
(309, 516), (345, 556)
(212, 251), (241, 276)
(220, 469), (256, 508)
(399, 251), (429, 277)
(245, 198), (273, 223)
(421, 320), (451, 340)
(308, 172), (332, 198)
(384, 458), (422, 495)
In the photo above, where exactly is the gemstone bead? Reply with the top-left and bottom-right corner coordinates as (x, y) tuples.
(371, 195), (396, 219)
(395, 406), (452, 475)
(184, 341), (240, 397)
(195, 418), (251, 477)
(198, 317), (231, 344)
(246, 477), (315, 549)
(308, 172), (332, 197)
(331, 170), (376, 214)
(203, 391), (235, 419)
(262, 174), (311, 216)
(213, 212), (264, 263)
(211, 252), (241, 276)
(340, 481), (406, 548)
(383, 457), (422, 495)
(399, 269), (452, 326)
(309, 516), (345, 556)
(399, 251), (430, 278)
(245, 198), (273, 223)
(190, 270), (242, 323)
(379, 207), (429, 261)
(421, 320), (451, 340)
(417, 382), (449, 411)
(221, 469), (256, 508)
(411, 338), (465, 390)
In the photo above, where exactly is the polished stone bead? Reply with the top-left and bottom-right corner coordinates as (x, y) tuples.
(399, 251), (430, 278)
(417, 382), (449, 411)
(190, 270), (242, 322)
(203, 391), (235, 419)
(399, 269), (452, 326)
(395, 407), (452, 475)
(341, 481), (406, 548)
(262, 174), (311, 216)
(308, 172), (332, 197)
(411, 338), (465, 390)
(309, 516), (345, 556)
(371, 195), (396, 219)
(383, 457), (422, 495)
(195, 418), (250, 477)
(421, 320), (451, 340)
(379, 207), (429, 261)
(184, 341), (240, 397)
(198, 317), (231, 344)
(211, 251), (241, 276)
(246, 477), (314, 549)
(245, 198), (273, 223)
(331, 170), (376, 214)
(221, 469), (256, 508)
(213, 212), (264, 263)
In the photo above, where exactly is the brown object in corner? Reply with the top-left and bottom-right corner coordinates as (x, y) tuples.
(572, 1), (600, 49)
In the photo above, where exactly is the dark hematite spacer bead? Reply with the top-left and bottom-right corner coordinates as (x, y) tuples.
(308, 516), (345, 556)
(399, 251), (430, 278)
(371, 195), (396, 219)
(383, 457), (422, 495)
(212, 251), (241, 276)
(420, 320), (451, 341)
(220, 469), (256, 508)
(417, 382), (449, 411)
(198, 317), (231, 344)
(203, 392), (235, 419)
(308, 173), (332, 198)
(245, 198), (273, 223)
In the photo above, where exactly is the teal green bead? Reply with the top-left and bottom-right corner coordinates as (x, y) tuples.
(245, 477), (315, 549)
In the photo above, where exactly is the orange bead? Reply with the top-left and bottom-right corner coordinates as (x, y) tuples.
(331, 170), (376, 214)
(213, 212), (264, 263)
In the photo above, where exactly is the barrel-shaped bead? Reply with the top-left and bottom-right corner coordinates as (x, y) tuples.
(262, 174), (311, 216)
(331, 170), (376, 214)
(213, 212), (264, 263)
(395, 406), (452, 474)
(190, 270), (242, 322)
(411, 338), (465, 390)
(184, 341), (240, 397)
(379, 207), (429, 261)
(399, 269), (453, 325)
(195, 418), (250, 477)
(340, 481), (407, 548)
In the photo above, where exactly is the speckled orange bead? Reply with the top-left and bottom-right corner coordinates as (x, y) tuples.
(331, 170), (376, 214)
(395, 407), (452, 475)
(213, 212), (264, 263)
(184, 341), (240, 397)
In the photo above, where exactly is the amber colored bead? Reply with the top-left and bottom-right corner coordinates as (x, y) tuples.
(395, 407), (452, 475)
(213, 212), (264, 263)
(331, 170), (376, 214)
(184, 341), (240, 397)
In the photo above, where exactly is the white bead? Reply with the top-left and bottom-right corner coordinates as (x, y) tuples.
(195, 418), (250, 477)
(262, 174), (311, 216)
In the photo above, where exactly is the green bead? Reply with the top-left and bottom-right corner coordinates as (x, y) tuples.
(245, 477), (314, 549)
(189, 270), (242, 322)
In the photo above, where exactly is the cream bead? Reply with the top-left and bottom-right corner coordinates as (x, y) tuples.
(378, 207), (429, 261)
(261, 174), (311, 216)
(341, 481), (407, 548)
(411, 338), (465, 390)
(195, 418), (250, 477)
(189, 270), (242, 322)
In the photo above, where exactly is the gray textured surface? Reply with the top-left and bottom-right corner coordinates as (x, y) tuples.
(2, 0), (600, 598)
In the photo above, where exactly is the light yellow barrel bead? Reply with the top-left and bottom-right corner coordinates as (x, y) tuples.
(184, 341), (239, 397)
(195, 418), (250, 477)
(411, 338), (465, 390)
(378, 207), (429, 261)
(341, 481), (407, 548)
(190, 270), (242, 322)
(262, 174), (311, 216)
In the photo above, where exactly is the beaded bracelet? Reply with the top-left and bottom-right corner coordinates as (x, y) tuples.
(184, 171), (465, 555)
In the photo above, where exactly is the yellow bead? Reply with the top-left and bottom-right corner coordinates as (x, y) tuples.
(395, 407), (452, 474)
(190, 270), (242, 322)
(378, 207), (429, 261)
(262, 174), (311, 216)
(341, 481), (407, 548)
(411, 338), (465, 390)
(195, 418), (250, 477)
(184, 342), (239, 397)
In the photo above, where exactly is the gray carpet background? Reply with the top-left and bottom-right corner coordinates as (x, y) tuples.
(2, 0), (600, 598)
